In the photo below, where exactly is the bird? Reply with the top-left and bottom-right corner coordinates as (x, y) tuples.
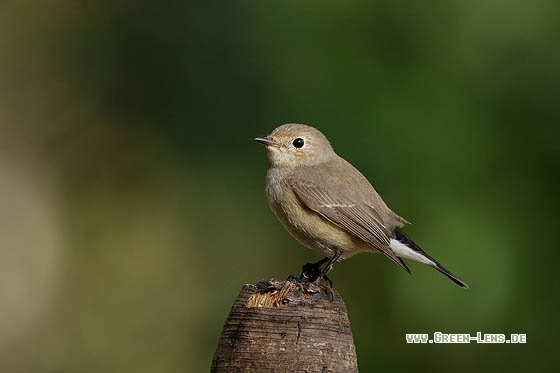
(255, 123), (468, 288)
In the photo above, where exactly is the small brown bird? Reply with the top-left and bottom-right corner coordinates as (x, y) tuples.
(255, 123), (468, 288)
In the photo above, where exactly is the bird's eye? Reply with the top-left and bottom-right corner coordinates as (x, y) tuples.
(292, 138), (305, 148)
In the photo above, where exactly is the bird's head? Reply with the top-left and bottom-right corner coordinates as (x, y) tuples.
(255, 123), (336, 169)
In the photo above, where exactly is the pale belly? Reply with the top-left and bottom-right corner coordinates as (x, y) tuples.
(265, 169), (373, 259)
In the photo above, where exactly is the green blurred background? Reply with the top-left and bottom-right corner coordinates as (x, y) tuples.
(1, 1), (558, 372)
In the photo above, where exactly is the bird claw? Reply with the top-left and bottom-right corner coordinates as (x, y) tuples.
(300, 262), (322, 282)
(300, 260), (333, 288)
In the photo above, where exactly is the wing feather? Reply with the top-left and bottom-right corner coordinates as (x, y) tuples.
(290, 179), (410, 273)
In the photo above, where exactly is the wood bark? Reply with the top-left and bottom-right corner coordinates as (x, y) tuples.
(211, 278), (358, 372)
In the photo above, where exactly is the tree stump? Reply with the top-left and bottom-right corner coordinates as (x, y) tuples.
(211, 278), (358, 372)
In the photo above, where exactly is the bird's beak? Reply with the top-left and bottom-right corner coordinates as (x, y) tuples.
(254, 137), (280, 147)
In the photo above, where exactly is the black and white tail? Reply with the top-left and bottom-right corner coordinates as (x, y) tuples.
(390, 228), (468, 288)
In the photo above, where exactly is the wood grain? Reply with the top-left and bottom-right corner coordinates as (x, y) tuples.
(211, 278), (358, 372)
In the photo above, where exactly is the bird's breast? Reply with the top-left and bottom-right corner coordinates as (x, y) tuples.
(265, 167), (364, 258)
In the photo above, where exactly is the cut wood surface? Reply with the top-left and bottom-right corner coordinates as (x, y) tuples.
(211, 278), (358, 372)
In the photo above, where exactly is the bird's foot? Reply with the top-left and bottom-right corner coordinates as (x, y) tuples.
(300, 257), (333, 288)
(298, 263), (333, 301)
(300, 257), (327, 282)
(300, 262), (321, 282)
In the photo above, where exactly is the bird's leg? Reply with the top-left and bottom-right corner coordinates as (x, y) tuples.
(313, 250), (343, 285)
(300, 257), (329, 282)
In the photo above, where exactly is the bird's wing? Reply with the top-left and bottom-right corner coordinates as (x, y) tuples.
(290, 177), (410, 273)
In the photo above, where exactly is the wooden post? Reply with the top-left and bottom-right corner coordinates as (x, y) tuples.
(211, 278), (358, 372)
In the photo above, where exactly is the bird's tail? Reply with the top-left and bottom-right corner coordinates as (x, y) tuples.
(391, 228), (469, 289)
